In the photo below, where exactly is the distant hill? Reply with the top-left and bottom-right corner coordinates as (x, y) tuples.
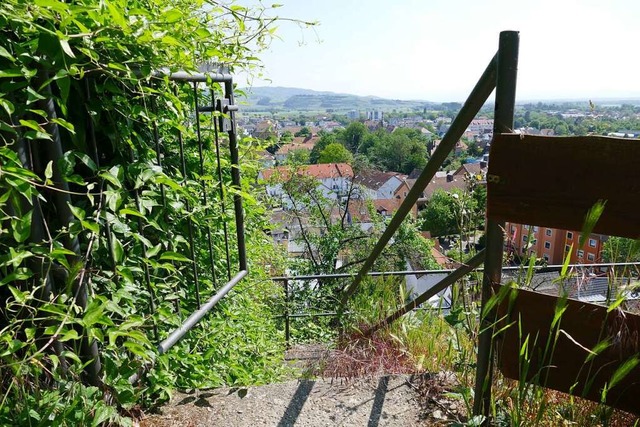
(238, 86), (434, 113)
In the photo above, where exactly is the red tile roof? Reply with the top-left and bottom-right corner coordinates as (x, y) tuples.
(276, 142), (315, 155)
(373, 198), (401, 213)
(260, 163), (354, 181)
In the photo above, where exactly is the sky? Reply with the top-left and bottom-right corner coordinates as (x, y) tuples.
(239, 0), (640, 102)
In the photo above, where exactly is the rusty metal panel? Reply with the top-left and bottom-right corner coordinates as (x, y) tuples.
(487, 134), (640, 239)
(495, 286), (640, 415)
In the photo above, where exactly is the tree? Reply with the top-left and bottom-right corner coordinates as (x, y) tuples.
(341, 122), (367, 152)
(318, 143), (353, 164)
(420, 190), (459, 236)
(420, 188), (479, 238)
(602, 237), (640, 263)
(369, 129), (428, 174)
(280, 130), (294, 142)
(285, 149), (311, 165)
(309, 133), (336, 163)
(273, 170), (438, 281)
(294, 126), (312, 137)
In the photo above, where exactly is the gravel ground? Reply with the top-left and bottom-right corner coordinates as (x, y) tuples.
(140, 345), (466, 426)
(140, 375), (429, 427)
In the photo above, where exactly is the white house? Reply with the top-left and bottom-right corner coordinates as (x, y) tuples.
(258, 163), (355, 206)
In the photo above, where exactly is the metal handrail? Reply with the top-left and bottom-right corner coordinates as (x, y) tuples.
(278, 259), (640, 344)
(158, 270), (247, 355)
(154, 68), (233, 83)
(272, 261), (640, 282)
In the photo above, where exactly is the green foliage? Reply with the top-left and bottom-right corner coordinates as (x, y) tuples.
(294, 126), (311, 137)
(420, 189), (461, 236)
(280, 130), (294, 142)
(309, 133), (336, 164)
(366, 128), (429, 174)
(341, 122), (367, 152)
(318, 142), (353, 164)
(602, 236), (640, 263)
(308, 123), (430, 174)
(284, 148), (311, 165)
(0, 0), (292, 424)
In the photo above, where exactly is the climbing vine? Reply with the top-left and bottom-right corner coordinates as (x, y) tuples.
(0, 0), (300, 424)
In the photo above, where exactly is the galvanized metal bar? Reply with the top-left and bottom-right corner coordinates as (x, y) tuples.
(158, 270), (247, 354)
(339, 53), (498, 310)
(272, 269), (452, 282)
(130, 148), (159, 342)
(193, 82), (217, 302)
(211, 86), (232, 280)
(154, 68), (233, 83)
(284, 279), (291, 347)
(223, 80), (248, 271)
(270, 261), (640, 282)
(151, 98), (183, 315)
(368, 250), (486, 334)
(177, 125), (195, 317)
(36, 77), (102, 386)
(473, 30), (519, 421)
(279, 312), (353, 319)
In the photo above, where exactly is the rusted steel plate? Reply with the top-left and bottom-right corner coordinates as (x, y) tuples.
(487, 134), (640, 240)
(495, 285), (640, 414)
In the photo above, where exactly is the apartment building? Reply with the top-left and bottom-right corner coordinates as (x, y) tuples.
(505, 222), (607, 264)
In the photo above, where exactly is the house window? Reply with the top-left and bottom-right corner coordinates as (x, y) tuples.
(533, 226), (539, 232)
(589, 238), (597, 248)
(565, 244), (571, 252)
(577, 249), (584, 258)
(567, 231), (573, 239)
(544, 241), (551, 249)
(587, 253), (595, 262)
(543, 254), (550, 262)
(522, 235), (527, 242)
(545, 229), (552, 236)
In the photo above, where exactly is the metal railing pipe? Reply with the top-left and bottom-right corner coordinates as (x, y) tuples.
(224, 80), (248, 271)
(158, 270), (247, 355)
(271, 261), (640, 283)
(155, 68), (233, 83)
(368, 250), (486, 334)
(339, 54), (499, 309)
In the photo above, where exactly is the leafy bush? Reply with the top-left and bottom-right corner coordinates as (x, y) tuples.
(0, 0), (292, 424)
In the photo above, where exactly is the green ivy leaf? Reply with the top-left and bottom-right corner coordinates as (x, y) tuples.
(44, 160), (53, 180)
(0, 98), (15, 115)
(159, 251), (190, 262)
(0, 46), (15, 61)
(83, 300), (105, 328)
(13, 210), (33, 243)
(162, 9), (183, 23)
(0, 69), (23, 78)
(26, 87), (46, 105)
(59, 37), (75, 58)
(112, 237), (124, 264)
(68, 203), (86, 220)
(59, 329), (80, 342)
